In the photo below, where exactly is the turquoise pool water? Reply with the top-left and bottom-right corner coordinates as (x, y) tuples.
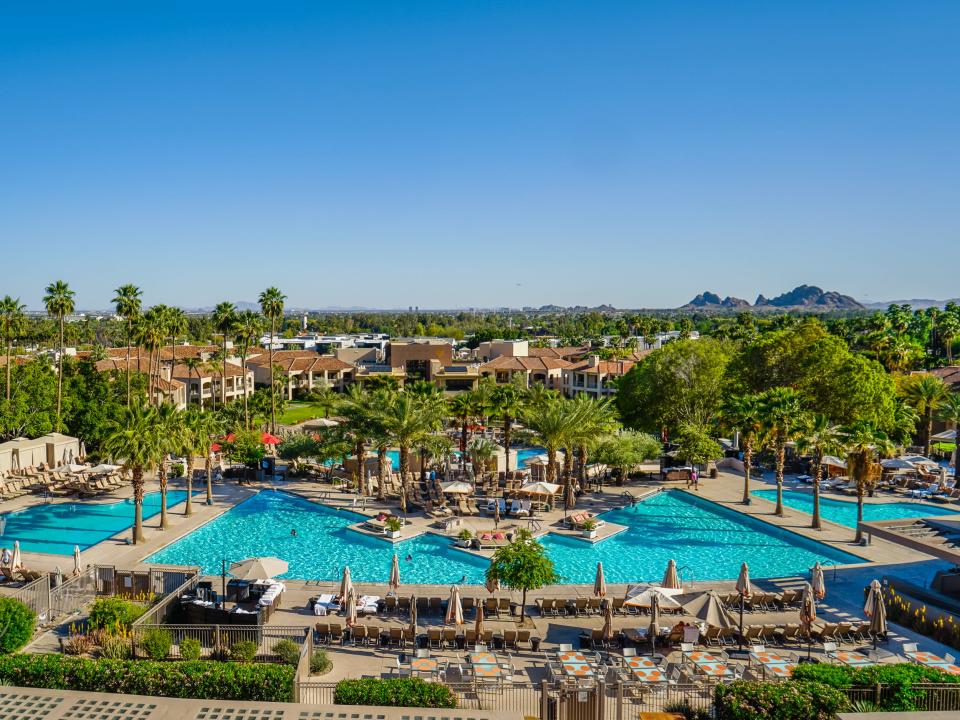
(752, 488), (960, 528)
(148, 491), (491, 584)
(516, 447), (543, 468)
(148, 489), (861, 583)
(1, 490), (190, 556)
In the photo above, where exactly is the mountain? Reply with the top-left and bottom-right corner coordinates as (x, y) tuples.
(681, 285), (864, 312)
(686, 292), (750, 309)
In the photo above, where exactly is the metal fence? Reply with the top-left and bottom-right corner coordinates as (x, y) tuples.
(130, 570), (200, 628)
(131, 624), (310, 661)
(11, 574), (50, 620)
(94, 564), (198, 601)
(841, 682), (960, 712)
(49, 567), (97, 623)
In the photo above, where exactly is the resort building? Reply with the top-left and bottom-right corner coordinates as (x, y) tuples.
(0, 433), (81, 472)
(94, 357), (188, 408)
(171, 362), (254, 407)
(430, 362), (482, 393)
(561, 355), (643, 398)
(479, 355), (570, 390)
(386, 339), (454, 382)
(246, 350), (354, 398)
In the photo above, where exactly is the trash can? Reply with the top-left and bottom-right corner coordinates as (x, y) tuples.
(531, 636), (542, 652)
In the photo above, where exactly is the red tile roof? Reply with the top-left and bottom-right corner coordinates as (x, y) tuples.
(481, 356), (572, 372)
(527, 346), (590, 360)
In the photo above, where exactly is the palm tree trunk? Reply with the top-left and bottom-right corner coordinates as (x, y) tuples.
(564, 448), (576, 509)
(460, 419), (468, 466)
(354, 440), (364, 493)
(158, 461), (169, 529)
(854, 481), (865, 543)
(5, 331), (11, 403)
(503, 416), (512, 473)
(125, 321), (132, 406)
(205, 453), (213, 505)
(774, 440), (785, 516)
(132, 466), (146, 543)
(377, 446), (387, 501)
(741, 438), (752, 504)
(811, 458), (823, 530)
(241, 350), (250, 429)
(185, 456), (194, 517)
(520, 587), (528, 622)
(222, 336), (228, 406)
(399, 446), (409, 513)
(147, 349), (155, 406)
(56, 316), (64, 431)
(925, 409), (933, 457)
(269, 319), (277, 433)
(419, 449), (427, 483)
(547, 446), (557, 484)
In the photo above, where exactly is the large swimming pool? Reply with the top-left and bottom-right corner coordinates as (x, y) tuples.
(148, 489), (862, 583)
(1, 490), (191, 555)
(752, 488), (960, 528)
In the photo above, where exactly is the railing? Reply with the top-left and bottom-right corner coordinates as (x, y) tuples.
(11, 574), (50, 621)
(131, 624), (310, 661)
(293, 629), (314, 702)
(49, 567), (97, 623)
(130, 573), (201, 628)
(841, 683), (960, 712)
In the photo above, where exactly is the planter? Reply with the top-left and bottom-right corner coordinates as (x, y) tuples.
(582, 529), (598, 539)
(386, 530), (402, 539)
(456, 540), (471, 548)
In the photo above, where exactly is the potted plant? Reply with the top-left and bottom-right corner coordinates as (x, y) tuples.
(581, 518), (598, 539)
(385, 517), (403, 539)
(456, 529), (473, 548)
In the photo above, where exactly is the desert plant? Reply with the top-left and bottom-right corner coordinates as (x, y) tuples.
(87, 598), (147, 632)
(99, 635), (132, 660)
(179, 636), (202, 661)
(271, 639), (300, 666)
(310, 649), (332, 675)
(385, 517), (402, 533)
(62, 631), (93, 656)
(138, 628), (172, 661)
(0, 598), (36, 654)
(230, 640), (258, 663)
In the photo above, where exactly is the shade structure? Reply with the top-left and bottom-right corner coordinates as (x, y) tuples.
(931, 429), (957, 442)
(602, 600), (614, 641)
(881, 458), (916, 470)
(594, 562), (607, 598)
(868, 585), (888, 640)
(445, 585), (464, 625)
(229, 556), (288, 580)
(649, 593), (662, 649)
(811, 562), (826, 600)
(624, 585), (683, 610)
(676, 590), (735, 629)
(73, 546), (82, 575)
(519, 481), (560, 496)
(864, 579), (883, 617)
(389, 554), (401, 592)
(345, 589), (357, 628)
(821, 456), (847, 469)
(440, 481), (473, 494)
(409, 595), (418, 637)
(736, 563), (752, 599)
(474, 602), (485, 638)
(339, 566), (353, 601)
(261, 432), (281, 445)
(11, 541), (21, 570)
(799, 582), (817, 638)
(662, 559), (681, 589)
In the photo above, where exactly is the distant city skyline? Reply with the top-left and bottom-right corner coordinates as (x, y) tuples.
(3, 2), (958, 310)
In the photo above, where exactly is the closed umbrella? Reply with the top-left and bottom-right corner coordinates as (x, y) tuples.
(73, 545), (82, 575)
(475, 602), (485, 639)
(594, 562), (607, 598)
(811, 562), (826, 600)
(602, 599), (614, 643)
(662, 559), (681, 589)
(446, 585), (464, 625)
(799, 582), (817, 659)
(53, 566), (63, 587)
(229, 556), (288, 580)
(863, 579), (882, 617)
(676, 590), (735, 629)
(389, 554), (401, 593)
(409, 594), (418, 638)
(11, 541), (20, 571)
(649, 593), (661, 651)
(485, 559), (500, 594)
(866, 582), (888, 654)
(345, 589), (357, 628)
(493, 499), (501, 528)
(339, 566), (353, 601)
(735, 562), (752, 650)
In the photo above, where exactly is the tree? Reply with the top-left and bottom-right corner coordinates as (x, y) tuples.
(380, 391), (444, 512)
(164, 308), (188, 405)
(489, 382), (527, 474)
(486, 529), (560, 622)
(447, 393), (477, 461)
(796, 414), (844, 530)
(843, 422), (894, 542)
(339, 384), (376, 494)
(758, 387), (804, 517)
(138, 306), (167, 405)
(0, 360), (57, 440)
(720, 393), (764, 504)
(112, 284), (143, 407)
(674, 424), (722, 469)
(0, 296), (25, 405)
(233, 310), (264, 428)
(258, 288), (286, 433)
(153, 403), (182, 529)
(938, 394), (960, 471)
(901, 373), (949, 456)
(43, 280), (75, 432)
(592, 431), (661, 480)
(212, 302), (237, 407)
(563, 394), (618, 507)
(522, 396), (576, 489)
(103, 401), (162, 544)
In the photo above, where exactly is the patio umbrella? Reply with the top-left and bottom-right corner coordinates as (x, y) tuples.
(881, 458), (916, 470)
(389, 554), (401, 593)
(493, 499), (501, 528)
(409, 594), (418, 637)
(648, 593), (661, 651)
(735, 562), (752, 650)
(440, 481), (472, 494)
(229, 557), (288, 580)
(799, 582), (817, 658)
(811, 562), (826, 600)
(866, 582), (888, 653)
(446, 585), (464, 625)
(624, 585), (683, 610)
(339, 566), (353, 601)
(662, 559), (681, 589)
(863, 579), (883, 618)
(475, 602), (485, 638)
(73, 545), (82, 575)
(311, 418), (339, 428)
(11, 541), (21, 570)
(261, 432), (281, 445)
(821, 456), (847, 469)
(676, 590), (735, 629)
(594, 562), (607, 598)
(602, 599), (614, 642)
(345, 589), (357, 628)
(519, 481), (560, 496)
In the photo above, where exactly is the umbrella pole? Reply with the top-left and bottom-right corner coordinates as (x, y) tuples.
(221, 558), (227, 607)
(738, 592), (744, 651)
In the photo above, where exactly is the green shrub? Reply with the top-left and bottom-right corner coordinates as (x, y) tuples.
(229, 640), (258, 663)
(790, 662), (960, 711)
(0, 598), (36, 654)
(87, 598), (147, 632)
(310, 649), (332, 675)
(0, 654), (294, 702)
(138, 629), (172, 661)
(334, 678), (457, 708)
(179, 637), (202, 661)
(272, 639), (300, 666)
(715, 681), (849, 720)
(99, 636), (131, 660)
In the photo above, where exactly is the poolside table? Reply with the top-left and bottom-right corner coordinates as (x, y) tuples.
(468, 651), (505, 680)
(904, 651), (960, 675)
(685, 652), (734, 679)
(749, 651), (796, 679)
(630, 667), (667, 683)
(410, 657), (439, 675)
(557, 650), (595, 677)
(832, 650), (875, 667)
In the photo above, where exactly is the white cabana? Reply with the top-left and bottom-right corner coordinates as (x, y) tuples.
(41, 433), (81, 468)
(519, 481), (561, 496)
(821, 456), (847, 469)
(440, 481), (473, 494)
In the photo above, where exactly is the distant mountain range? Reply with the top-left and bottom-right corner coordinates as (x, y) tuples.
(682, 285), (865, 312)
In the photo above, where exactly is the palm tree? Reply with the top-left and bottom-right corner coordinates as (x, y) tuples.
(902, 373), (949, 456)
(937, 313), (959, 362)
(523, 396), (575, 489)
(165, 308), (188, 404)
(938, 394), (960, 473)
(258, 288), (286, 433)
(112, 284), (143, 406)
(380, 392), (445, 512)
(758, 387), (804, 517)
(179, 407), (220, 514)
(843, 421), (894, 542)
(339, 384), (375, 494)
(212, 302), (237, 406)
(0, 296), (25, 404)
(193, 410), (223, 505)
(490, 382), (527, 474)
(138, 306), (167, 405)
(567, 394), (618, 500)
(448, 393), (476, 462)
(205, 353), (225, 411)
(103, 401), (162, 544)
(467, 436), (499, 476)
(796, 414), (844, 530)
(153, 403), (181, 529)
(181, 357), (204, 406)
(233, 310), (263, 428)
(720, 393), (764, 505)
(43, 280), (75, 431)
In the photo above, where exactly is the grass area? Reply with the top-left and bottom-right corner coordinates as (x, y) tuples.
(278, 402), (328, 426)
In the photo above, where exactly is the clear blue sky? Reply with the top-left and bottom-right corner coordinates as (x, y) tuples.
(2, 1), (957, 310)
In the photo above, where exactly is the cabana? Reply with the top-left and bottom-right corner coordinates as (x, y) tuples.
(0, 442), (14, 474)
(40, 433), (82, 468)
(9, 437), (47, 470)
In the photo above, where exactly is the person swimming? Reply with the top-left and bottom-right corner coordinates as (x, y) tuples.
(405, 554), (412, 562)
(290, 529), (298, 537)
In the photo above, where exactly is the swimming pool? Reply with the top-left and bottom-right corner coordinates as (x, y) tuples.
(148, 489), (862, 583)
(147, 491), (491, 584)
(752, 488), (960, 528)
(1, 490), (191, 555)
(516, 447), (544, 468)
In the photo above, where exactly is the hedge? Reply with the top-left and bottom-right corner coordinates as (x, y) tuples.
(87, 598), (148, 632)
(714, 681), (849, 720)
(0, 653), (294, 702)
(334, 678), (457, 708)
(791, 662), (960, 711)
(0, 598), (36, 654)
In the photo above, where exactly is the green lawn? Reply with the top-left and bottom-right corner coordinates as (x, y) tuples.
(278, 402), (327, 426)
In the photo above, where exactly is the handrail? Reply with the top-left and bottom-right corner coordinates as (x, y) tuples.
(131, 569), (201, 628)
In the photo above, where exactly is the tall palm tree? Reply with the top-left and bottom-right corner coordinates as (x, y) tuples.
(843, 421), (894, 542)
(182, 357), (204, 406)
(380, 391), (445, 512)
(193, 410), (223, 506)
(179, 407), (220, 514)
(490, 382), (527, 474)
(567, 394), (618, 501)
(43, 280), (75, 431)
(758, 387), (804, 517)
(205, 353), (225, 411)
(448, 393), (476, 462)
(339, 384), (375, 494)
(902, 373), (949, 456)
(112, 284), (142, 406)
(0, 296), (25, 404)
(720, 393), (764, 505)
(153, 403), (181, 529)
(138, 306), (167, 405)
(103, 401), (162, 544)
(523, 396), (576, 489)
(233, 310), (263, 428)
(258, 288), (286, 433)
(938, 394), (960, 474)
(796, 413), (844, 531)
(212, 302), (237, 406)
(165, 307), (187, 404)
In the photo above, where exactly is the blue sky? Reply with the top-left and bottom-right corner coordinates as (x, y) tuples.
(2, 1), (957, 310)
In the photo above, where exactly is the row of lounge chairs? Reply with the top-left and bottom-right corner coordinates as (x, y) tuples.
(719, 589), (802, 611)
(563, 512), (603, 530)
(536, 597), (606, 617)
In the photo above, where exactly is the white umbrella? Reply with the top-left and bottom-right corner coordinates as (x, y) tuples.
(87, 463), (120, 474)
(445, 585), (464, 625)
(811, 562), (826, 600)
(311, 418), (339, 428)
(864, 579), (883, 618)
(881, 458), (916, 470)
(519, 481), (561, 495)
(662, 559), (681, 589)
(389, 554), (401, 593)
(73, 545), (82, 575)
(867, 584), (888, 650)
(229, 556), (288, 580)
(821, 456), (847, 470)
(339, 566), (353, 601)
(594, 562), (607, 598)
(736, 562), (752, 599)
(440, 481), (473, 494)
(345, 589), (357, 628)
(65, 463), (88, 473)
(624, 585), (683, 610)
(931, 429), (957, 442)
(11, 541), (20, 571)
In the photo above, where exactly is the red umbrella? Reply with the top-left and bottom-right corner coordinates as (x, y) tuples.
(210, 443), (222, 453)
(261, 432), (281, 445)
(224, 433), (237, 442)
